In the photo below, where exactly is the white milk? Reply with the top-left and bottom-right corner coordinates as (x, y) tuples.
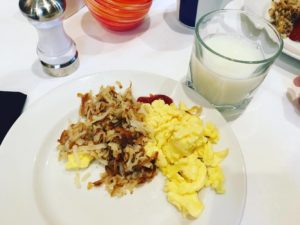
(190, 34), (268, 106)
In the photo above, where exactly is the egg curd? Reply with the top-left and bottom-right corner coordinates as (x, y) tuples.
(142, 100), (228, 218)
(65, 152), (94, 170)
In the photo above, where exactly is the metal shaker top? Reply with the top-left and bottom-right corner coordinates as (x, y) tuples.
(19, 0), (66, 22)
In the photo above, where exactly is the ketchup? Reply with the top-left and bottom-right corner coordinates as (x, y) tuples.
(137, 94), (173, 105)
(289, 19), (300, 41)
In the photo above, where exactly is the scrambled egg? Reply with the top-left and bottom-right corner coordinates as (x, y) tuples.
(65, 152), (94, 170)
(142, 100), (228, 218)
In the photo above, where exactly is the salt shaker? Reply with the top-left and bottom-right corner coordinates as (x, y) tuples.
(19, 0), (79, 77)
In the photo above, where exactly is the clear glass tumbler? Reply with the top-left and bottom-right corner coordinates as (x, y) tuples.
(187, 9), (283, 120)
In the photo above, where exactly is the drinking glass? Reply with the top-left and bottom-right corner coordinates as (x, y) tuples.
(187, 9), (283, 120)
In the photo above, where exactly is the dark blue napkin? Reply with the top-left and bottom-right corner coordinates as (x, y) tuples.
(0, 91), (27, 145)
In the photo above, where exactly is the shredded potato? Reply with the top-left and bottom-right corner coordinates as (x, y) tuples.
(57, 84), (158, 196)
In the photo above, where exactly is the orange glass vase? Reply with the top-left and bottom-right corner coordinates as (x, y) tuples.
(85, 0), (152, 31)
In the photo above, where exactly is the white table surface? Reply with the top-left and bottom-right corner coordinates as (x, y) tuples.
(1, 1), (300, 224)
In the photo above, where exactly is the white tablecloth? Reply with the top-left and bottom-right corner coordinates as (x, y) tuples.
(1, 0), (300, 224)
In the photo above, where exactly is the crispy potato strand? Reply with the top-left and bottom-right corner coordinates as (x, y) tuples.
(57, 84), (157, 196)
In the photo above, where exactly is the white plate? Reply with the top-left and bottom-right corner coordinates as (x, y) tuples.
(0, 71), (246, 225)
(226, 0), (300, 60)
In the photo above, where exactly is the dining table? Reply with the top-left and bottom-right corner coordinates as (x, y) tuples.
(1, 0), (300, 225)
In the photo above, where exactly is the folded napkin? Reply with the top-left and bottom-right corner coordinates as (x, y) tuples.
(0, 91), (27, 145)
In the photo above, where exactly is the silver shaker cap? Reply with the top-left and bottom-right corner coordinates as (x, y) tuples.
(41, 51), (80, 77)
(19, 0), (66, 21)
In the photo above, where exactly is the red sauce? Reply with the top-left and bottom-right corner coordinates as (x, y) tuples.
(137, 94), (173, 105)
(289, 19), (300, 41)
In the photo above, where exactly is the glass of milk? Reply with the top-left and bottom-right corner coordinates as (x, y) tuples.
(188, 10), (283, 120)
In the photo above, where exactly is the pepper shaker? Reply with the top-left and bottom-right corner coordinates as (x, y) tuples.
(19, 0), (79, 77)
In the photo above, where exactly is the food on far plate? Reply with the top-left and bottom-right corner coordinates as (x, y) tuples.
(289, 18), (300, 40)
(56, 82), (228, 219)
(57, 83), (158, 196)
(142, 100), (228, 218)
(269, 0), (300, 40)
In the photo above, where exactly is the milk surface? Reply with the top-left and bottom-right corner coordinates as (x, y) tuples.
(191, 34), (268, 106)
